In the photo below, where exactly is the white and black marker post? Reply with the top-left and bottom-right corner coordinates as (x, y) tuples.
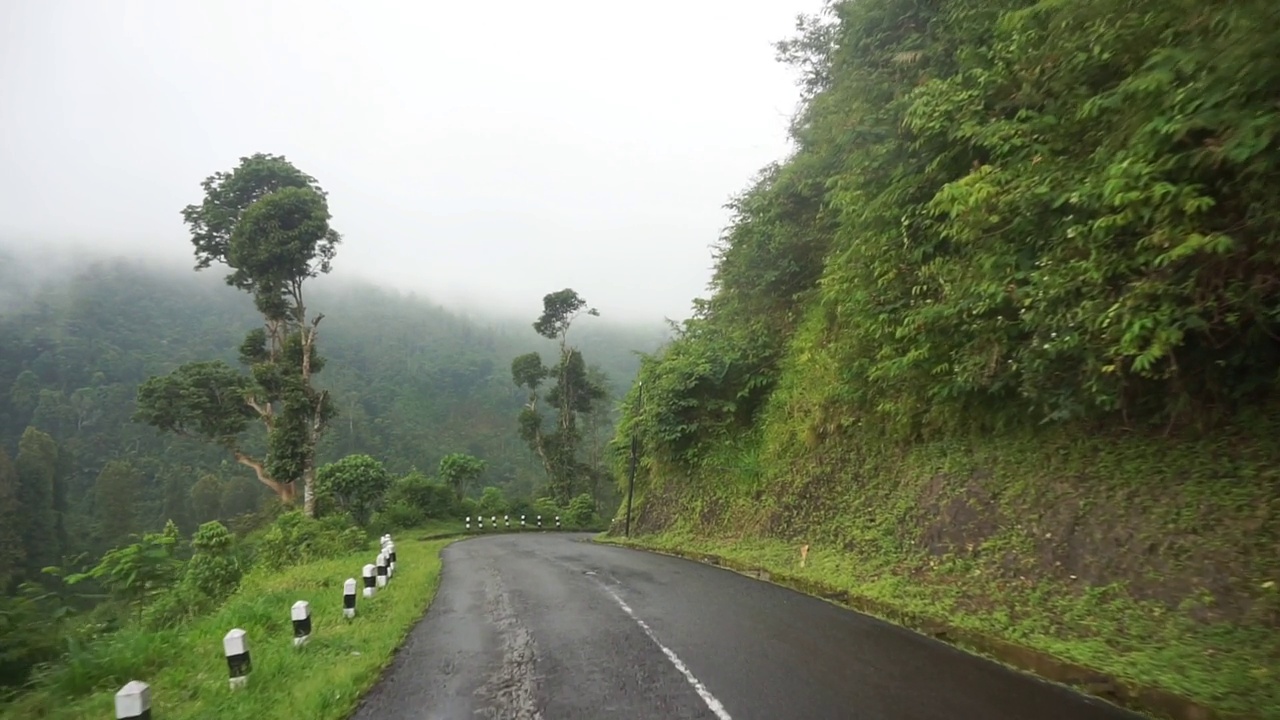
(388, 542), (397, 576)
(376, 553), (388, 588)
(114, 680), (150, 719)
(224, 628), (251, 690)
(490, 516), (496, 530)
(466, 516), (471, 530)
(538, 515), (542, 528)
(343, 577), (357, 619)
(521, 514), (526, 527)
(505, 515), (510, 528)
(556, 516), (561, 528)
(291, 600), (312, 647)
(362, 563), (376, 598)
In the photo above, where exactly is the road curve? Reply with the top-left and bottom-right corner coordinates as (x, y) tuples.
(349, 533), (1143, 720)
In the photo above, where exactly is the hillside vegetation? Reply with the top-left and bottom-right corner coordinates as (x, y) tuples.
(0, 250), (659, 553)
(610, 0), (1280, 716)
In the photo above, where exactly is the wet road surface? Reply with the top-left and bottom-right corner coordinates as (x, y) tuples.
(349, 533), (1144, 720)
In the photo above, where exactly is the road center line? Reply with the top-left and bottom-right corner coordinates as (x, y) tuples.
(603, 587), (733, 720)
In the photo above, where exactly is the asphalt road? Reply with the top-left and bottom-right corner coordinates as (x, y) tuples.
(349, 533), (1143, 720)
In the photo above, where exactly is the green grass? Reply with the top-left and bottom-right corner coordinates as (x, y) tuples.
(2, 536), (453, 720)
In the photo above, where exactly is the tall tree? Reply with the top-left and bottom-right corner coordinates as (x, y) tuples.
(0, 447), (24, 592)
(14, 427), (59, 576)
(512, 289), (606, 505)
(93, 460), (140, 550)
(134, 153), (340, 517)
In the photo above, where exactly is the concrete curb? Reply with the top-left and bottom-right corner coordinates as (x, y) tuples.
(595, 536), (1256, 720)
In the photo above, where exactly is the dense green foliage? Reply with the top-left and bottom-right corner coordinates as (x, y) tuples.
(620, 0), (1280, 466)
(437, 452), (486, 503)
(610, 0), (1280, 715)
(315, 453), (392, 526)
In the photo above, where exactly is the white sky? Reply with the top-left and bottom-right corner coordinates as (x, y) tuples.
(0, 0), (823, 323)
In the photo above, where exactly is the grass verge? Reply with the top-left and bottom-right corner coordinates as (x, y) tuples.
(598, 531), (1272, 720)
(2, 536), (453, 720)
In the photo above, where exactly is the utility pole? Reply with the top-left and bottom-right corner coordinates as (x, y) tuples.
(624, 381), (642, 537)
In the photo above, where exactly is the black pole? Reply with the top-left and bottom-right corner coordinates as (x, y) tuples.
(625, 382), (641, 537)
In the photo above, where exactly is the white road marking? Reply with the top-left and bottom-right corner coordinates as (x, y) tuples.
(604, 587), (733, 720)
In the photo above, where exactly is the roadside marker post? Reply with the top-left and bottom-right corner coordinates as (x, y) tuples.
(362, 563), (377, 598)
(343, 577), (357, 618)
(114, 681), (151, 719)
(224, 628), (251, 690)
(376, 553), (388, 588)
(291, 600), (312, 648)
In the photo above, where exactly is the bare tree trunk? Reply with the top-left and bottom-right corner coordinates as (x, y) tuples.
(302, 465), (316, 517)
(298, 315), (325, 518)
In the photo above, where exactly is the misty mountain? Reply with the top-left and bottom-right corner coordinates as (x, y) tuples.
(0, 247), (666, 551)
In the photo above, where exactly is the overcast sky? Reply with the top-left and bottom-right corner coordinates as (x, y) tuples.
(1, 0), (823, 323)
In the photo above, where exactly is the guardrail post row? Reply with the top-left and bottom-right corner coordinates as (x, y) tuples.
(114, 680), (151, 719)
(344, 577), (357, 618)
(292, 600), (312, 647)
(224, 628), (251, 690)
(363, 563), (377, 598)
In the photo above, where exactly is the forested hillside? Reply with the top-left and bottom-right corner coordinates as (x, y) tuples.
(0, 247), (661, 572)
(612, 0), (1280, 716)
